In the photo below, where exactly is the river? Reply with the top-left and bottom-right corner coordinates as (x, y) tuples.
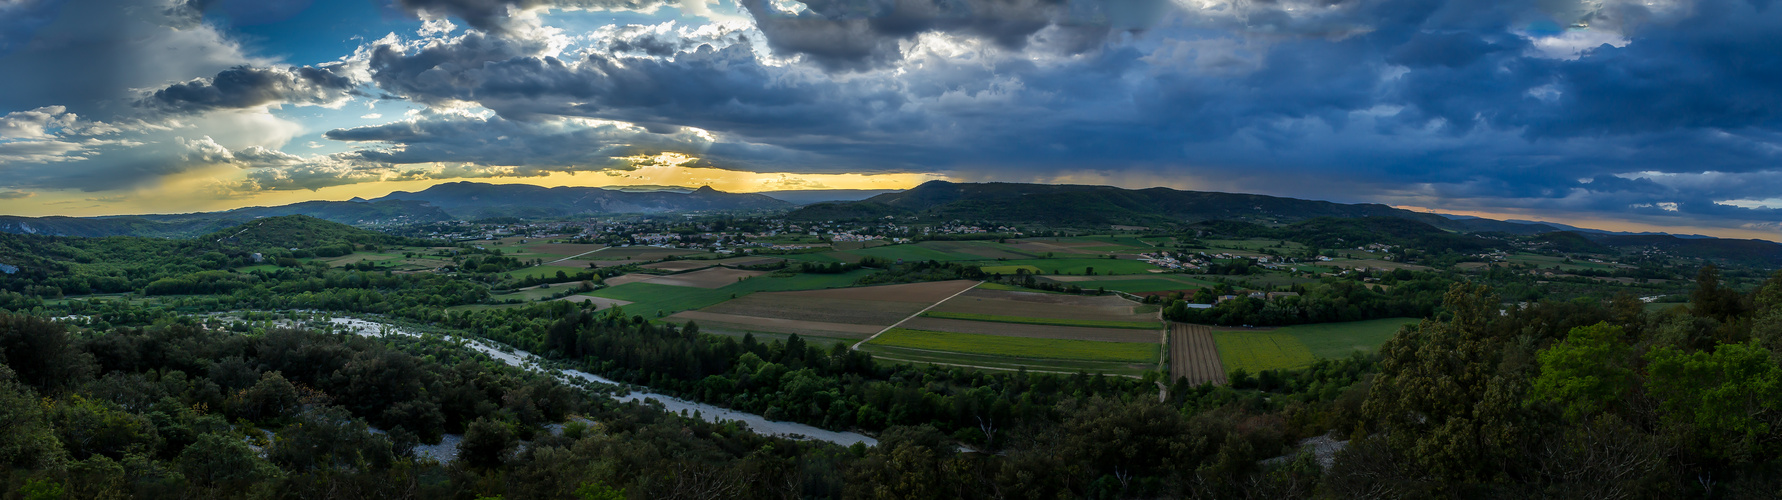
(325, 317), (877, 447)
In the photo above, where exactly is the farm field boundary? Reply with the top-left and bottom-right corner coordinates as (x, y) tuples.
(918, 311), (1161, 330)
(866, 328), (1158, 363)
(898, 317), (1158, 343)
(860, 344), (1149, 377)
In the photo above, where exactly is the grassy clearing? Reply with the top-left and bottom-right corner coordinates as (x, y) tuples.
(868, 328), (1158, 363)
(1644, 302), (1688, 313)
(1212, 331), (1316, 373)
(919, 311), (1161, 329)
(861, 344), (1151, 376)
(588, 270), (874, 317)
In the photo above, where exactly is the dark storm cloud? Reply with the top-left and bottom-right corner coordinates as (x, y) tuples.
(1524, 1), (1782, 138)
(0, 0), (66, 56)
(323, 111), (727, 170)
(364, 34), (895, 138)
(141, 64), (362, 113)
(740, 0), (1131, 71)
(0, 0), (254, 119)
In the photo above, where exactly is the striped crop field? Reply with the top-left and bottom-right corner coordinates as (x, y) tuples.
(866, 328), (1158, 363)
(919, 311), (1161, 330)
(1210, 330), (1316, 373)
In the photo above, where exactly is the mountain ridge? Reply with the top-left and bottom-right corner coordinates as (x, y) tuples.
(371, 181), (790, 218)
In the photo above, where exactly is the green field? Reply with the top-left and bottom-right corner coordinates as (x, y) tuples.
(973, 282), (1065, 294)
(991, 258), (1159, 275)
(503, 265), (589, 279)
(844, 243), (981, 262)
(1201, 239), (1306, 253)
(1211, 318), (1419, 373)
(1645, 302), (1688, 313)
(1067, 278), (1201, 293)
(923, 240), (1042, 259)
(587, 270), (874, 317)
(867, 328), (1158, 363)
(982, 265), (1042, 274)
(860, 344), (1152, 376)
(489, 285), (576, 302)
(1505, 253), (1620, 272)
(1211, 331), (1317, 373)
(919, 311), (1162, 330)
(778, 252), (849, 263)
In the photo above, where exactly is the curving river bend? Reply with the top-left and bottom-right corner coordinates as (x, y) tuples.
(326, 317), (877, 448)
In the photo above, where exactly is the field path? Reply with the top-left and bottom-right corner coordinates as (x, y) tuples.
(850, 281), (982, 351)
(546, 247), (609, 265)
(1169, 323), (1227, 385)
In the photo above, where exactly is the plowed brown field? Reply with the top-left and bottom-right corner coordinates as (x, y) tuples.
(1170, 323), (1226, 385)
(930, 290), (1142, 322)
(771, 280), (980, 303)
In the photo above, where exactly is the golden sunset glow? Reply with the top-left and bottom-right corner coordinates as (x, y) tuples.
(0, 160), (950, 217)
(1394, 205), (1781, 241)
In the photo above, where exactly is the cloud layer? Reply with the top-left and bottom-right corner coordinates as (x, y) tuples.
(2, 0), (1782, 235)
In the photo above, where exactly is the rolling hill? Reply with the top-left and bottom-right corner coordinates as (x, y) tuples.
(0, 200), (451, 238)
(372, 182), (790, 218)
(786, 181), (1459, 227)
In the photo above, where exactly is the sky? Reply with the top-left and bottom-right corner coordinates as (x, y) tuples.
(1, 0), (1781, 239)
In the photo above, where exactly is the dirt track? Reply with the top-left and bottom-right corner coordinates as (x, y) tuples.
(1170, 323), (1226, 386)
